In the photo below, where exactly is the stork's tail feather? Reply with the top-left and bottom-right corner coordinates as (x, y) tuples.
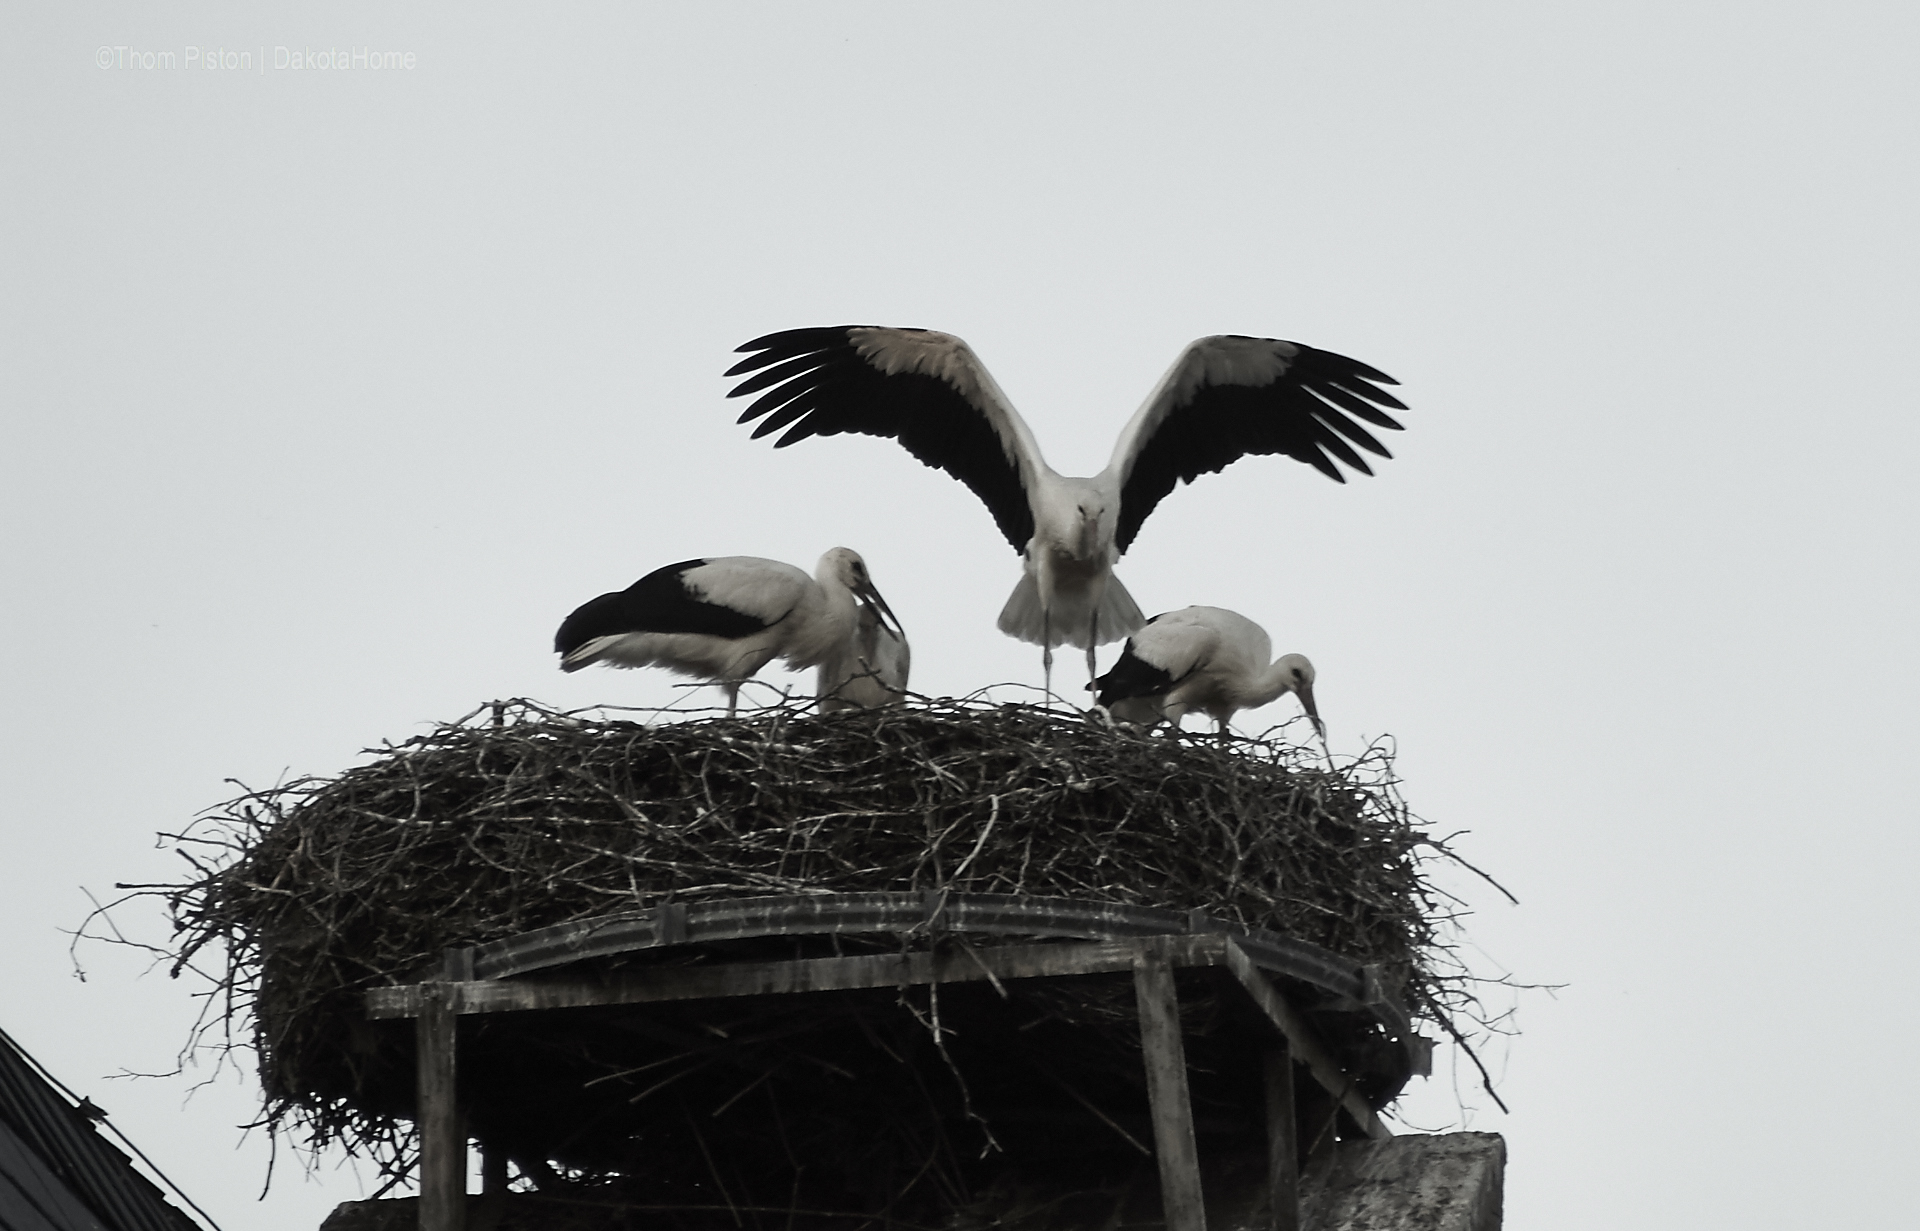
(1095, 575), (1146, 648)
(996, 573), (1146, 650)
(996, 573), (1050, 647)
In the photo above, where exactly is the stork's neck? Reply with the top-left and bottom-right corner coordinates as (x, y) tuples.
(1245, 658), (1300, 708)
(786, 560), (861, 670)
(813, 564), (859, 619)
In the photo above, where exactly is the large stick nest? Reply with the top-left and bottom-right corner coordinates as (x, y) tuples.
(131, 697), (1488, 1218)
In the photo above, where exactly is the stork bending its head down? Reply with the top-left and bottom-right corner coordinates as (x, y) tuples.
(1093, 606), (1323, 739)
(725, 326), (1405, 696)
(554, 548), (903, 716)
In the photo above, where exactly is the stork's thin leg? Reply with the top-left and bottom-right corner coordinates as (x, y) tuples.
(1041, 609), (1055, 704)
(1085, 611), (1100, 692)
(724, 682), (740, 718)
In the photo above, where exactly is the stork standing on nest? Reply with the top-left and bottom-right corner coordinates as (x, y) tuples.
(1093, 606), (1323, 740)
(724, 327), (1406, 696)
(555, 549), (903, 716)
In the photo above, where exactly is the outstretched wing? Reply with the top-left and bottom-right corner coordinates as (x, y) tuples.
(1105, 335), (1406, 552)
(726, 326), (1044, 551)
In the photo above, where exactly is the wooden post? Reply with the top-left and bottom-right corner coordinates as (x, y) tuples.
(1263, 1048), (1300, 1231)
(417, 982), (465, 1231)
(1133, 945), (1207, 1231)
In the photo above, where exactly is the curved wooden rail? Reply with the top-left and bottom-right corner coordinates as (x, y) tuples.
(445, 890), (1413, 1044)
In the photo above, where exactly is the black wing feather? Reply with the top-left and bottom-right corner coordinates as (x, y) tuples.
(752, 387), (829, 440)
(554, 560), (770, 657)
(1093, 618), (1180, 706)
(1319, 414), (1390, 457)
(726, 326), (851, 374)
(1115, 344), (1407, 552)
(726, 356), (819, 399)
(1314, 381), (1407, 426)
(727, 327), (1036, 550)
(1309, 423), (1372, 474)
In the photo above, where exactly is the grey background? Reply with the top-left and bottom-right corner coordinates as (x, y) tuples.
(4, 4), (1916, 1228)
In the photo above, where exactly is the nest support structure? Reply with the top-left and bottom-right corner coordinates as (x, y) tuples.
(380, 893), (1427, 1231)
(137, 698), (1485, 1231)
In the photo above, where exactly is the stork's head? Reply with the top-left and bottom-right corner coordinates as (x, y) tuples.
(1061, 479), (1117, 561)
(818, 547), (905, 638)
(1275, 653), (1324, 740)
(1074, 502), (1104, 559)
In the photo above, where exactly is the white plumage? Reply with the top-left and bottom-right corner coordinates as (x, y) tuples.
(554, 548), (902, 716)
(1092, 606), (1323, 738)
(726, 327), (1404, 693)
(816, 597), (912, 712)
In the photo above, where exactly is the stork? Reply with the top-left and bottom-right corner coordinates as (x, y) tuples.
(1092, 606), (1323, 739)
(816, 595), (912, 712)
(554, 548), (902, 716)
(724, 326), (1404, 695)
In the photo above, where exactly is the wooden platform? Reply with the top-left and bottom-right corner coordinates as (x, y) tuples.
(368, 892), (1432, 1231)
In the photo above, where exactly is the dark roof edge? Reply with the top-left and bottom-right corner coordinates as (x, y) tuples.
(0, 1025), (217, 1231)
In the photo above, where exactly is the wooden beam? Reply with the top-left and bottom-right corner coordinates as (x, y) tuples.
(1263, 1047), (1300, 1231)
(1220, 940), (1390, 1141)
(1133, 945), (1207, 1231)
(415, 983), (465, 1231)
(369, 935), (1227, 1020)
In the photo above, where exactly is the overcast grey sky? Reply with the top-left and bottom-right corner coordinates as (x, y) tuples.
(4, 4), (1917, 1228)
